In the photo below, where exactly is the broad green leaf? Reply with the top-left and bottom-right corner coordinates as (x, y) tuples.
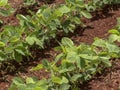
(61, 76), (68, 83)
(59, 84), (70, 90)
(36, 79), (48, 87)
(26, 36), (35, 45)
(14, 51), (22, 62)
(81, 10), (92, 19)
(62, 37), (74, 47)
(66, 52), (78, 62)
(31, 64), (44, 71)
(108, 34), (119, 42)
(0, 41), (5, 47)
(12, 77), (25, 86)
(17, 14), (28, 22)
(60, 60), (75, 73)
(79, 54), (98, 60)
(93, 38), (106, 47)
(26, 77), (35, 84)
(55, 53), (64, 63)
(71, 17), (81, 24)
(24, 0), (36, 5)
(26, 36), (43, 48)
(76, 58), (85, 69)
(34, 38), (43, 48)
(71, 74), (82, 82)
(9, 77), (26, 90)
(15, 49), (25, 56)
(58, 5), (70, 14)
(102, 59), (111, 67)
(52, 76), (68, 84)
(0, 0), (8, 6)
(106, 43), (120, 53)
(0, 20), (3, 24)
(99, 56), (110, 60)
(9, 36), (19, 43)
(4, 47), (14, 53)
(108, 29), (120, 35)
(0, 8), (15, 16)
(42, 59), (50, 69)
(51, 76), (62, 84)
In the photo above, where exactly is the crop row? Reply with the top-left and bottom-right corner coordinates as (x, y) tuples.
(0, 0), (120, 62)
(0, 0), (120, 89)
(9, 21), (120, 89)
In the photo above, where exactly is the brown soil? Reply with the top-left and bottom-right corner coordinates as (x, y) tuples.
(0, 0), (120, 90)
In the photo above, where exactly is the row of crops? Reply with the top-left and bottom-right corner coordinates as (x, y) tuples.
(10, 26), (120, 90)
(0, 0), (120, 90)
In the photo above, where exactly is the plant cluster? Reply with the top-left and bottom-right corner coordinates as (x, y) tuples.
(0, 0), (93, 62)
(0, 0), (14, 17)
(0, 0), (119, 89)
(9, 23), (120, 89)
(1, 0), (118, 62)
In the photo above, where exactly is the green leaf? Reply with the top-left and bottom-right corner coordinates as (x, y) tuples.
(14, 51), (22, 62)
(76, 58), (85, 69)
(62, 37), (74, 47)
(61, 76), (68, 83)
(66, 52), (77, 62)
(0, 20), (3, 24)
(34, 38), (43, 48)
(0, 8), (15, 16)
(108, 29), (120, 35)
(102, 59), (111, 67)
(79, 54), (98, 60)
(93, 38), (106, 47)
(59, 84), (70, 90)
(0, 41), (5, 47)
(26, 77), (35, 84)
(31, 64), (44, 71)
(42, 59), (50, 69)
(106, 43), (120, 53)
(17, 14), (28, 22)
(55, 53), (64, 63)
(71, 74), (82, 82)
(12, 77), (25, 86)
(15, 49), (25, 56)
(26, 36), (35, 45)
(52, 76), (62, 84)
(108, 34), (119, 42)
(60, 60), (75, 73)
(52, 76), (68, 84)
(71, 17), (81, 24)
(26, 36), (43, 48)
(0, 0), (8, 6)
(81, 10), (92, 19)
(9, 36), (19, 43)
(59, 5), (70, 14)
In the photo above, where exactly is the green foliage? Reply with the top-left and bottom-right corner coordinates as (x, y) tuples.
(0, 0), (15, 16)
(1, 0), (119, 62)
(9, 28), (120, 89)
(23, 0), (36, 6)
(16, 0), (93, 49)
(0, 0), (8, 6)
(6, 0), (120, 89)
(0, 25), (30, 61)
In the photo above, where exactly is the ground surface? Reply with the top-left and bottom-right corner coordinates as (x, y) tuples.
(0, 0), (120, 90)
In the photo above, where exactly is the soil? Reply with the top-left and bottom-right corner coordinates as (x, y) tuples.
(0, 0), (120, 90)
